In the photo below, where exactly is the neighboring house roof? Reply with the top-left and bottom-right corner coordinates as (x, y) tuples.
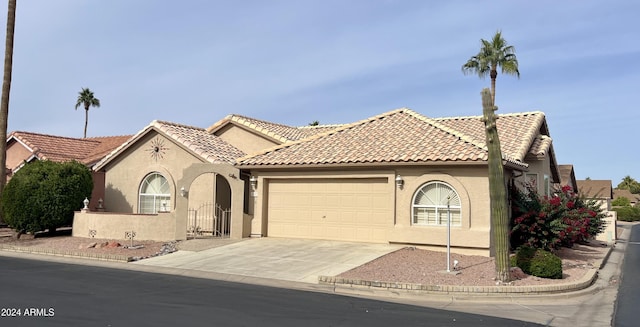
(93, 120), (246, 171)
(207, 114), (344, 143)
(556, 164), (578, 191)
(577, 180), (613, 199)
(613, 189), (640, 204)
(6, 131), (131, 168)
(237, 108), (549, 169)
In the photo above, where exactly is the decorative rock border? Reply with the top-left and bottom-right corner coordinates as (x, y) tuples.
(0, 241), (178, 263)
(318, 269), (598, 295)
(0, 244), (133, 262)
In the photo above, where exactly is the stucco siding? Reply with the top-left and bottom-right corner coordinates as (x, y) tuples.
(214, 124), (279, 155)
(391, 167), (491, 251)
(101, 132), (203, 213)
(73, 211), (177, 241)
(516, 157), (554, 195)
(6, 141), (32, 171)
(251, 167), (494, 254)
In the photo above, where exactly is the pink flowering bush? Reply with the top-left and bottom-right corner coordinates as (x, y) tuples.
(510, 185), (607, 251)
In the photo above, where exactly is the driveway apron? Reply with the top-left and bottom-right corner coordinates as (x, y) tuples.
(133, 238), (403, 283)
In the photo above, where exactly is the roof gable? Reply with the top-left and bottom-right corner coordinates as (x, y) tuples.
(93, 120), (246, 171)
(433, 111), (547, 162)
(557, 164), (578, 191)
(207, 114), (344, 144)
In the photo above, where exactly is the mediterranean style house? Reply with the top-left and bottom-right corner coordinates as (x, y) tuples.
(74, 108), (561, 256)
(5, 131), (131, 210)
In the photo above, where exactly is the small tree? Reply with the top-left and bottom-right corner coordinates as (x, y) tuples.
(1, 160), (93, 235)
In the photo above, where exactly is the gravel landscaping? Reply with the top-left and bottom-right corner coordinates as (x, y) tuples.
(0, 227), (612, 287)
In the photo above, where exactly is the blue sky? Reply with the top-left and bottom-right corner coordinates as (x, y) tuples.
(2, 1), (638, 185)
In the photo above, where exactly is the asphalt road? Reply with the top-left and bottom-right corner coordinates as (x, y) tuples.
(614, 223), (639, 327)
(0, 256), (541, 327)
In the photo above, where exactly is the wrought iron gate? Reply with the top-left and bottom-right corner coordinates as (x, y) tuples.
(187, 203), (231, 239)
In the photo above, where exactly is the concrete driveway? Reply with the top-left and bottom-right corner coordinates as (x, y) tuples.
(133, 238), (402, 283)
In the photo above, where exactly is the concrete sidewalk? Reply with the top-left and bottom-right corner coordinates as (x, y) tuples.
(133, 237), (403, 284)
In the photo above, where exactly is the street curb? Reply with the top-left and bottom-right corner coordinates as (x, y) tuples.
(0, 231), (620, 301)
(318, 244), (614, 297)
(0, 244), (133, 262)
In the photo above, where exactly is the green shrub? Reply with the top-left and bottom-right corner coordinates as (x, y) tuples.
(529, 250), (563, 279)
(512, 246), (563, 279)
(1, 160), (93, 234)
(612, 196), (631, 207)
(613, 206), (640, 221)
(512, 246), (536, 273)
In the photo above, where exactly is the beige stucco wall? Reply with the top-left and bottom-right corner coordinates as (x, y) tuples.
(101, 132), (204, 213)
(250, 166), (494, 256)
(515, 157), (554, 195)
(392, 167), (491, 253)
(98, 131), (249, 240)
(178, 163), (247, 239)
(72, 211), (177, 241)
(6, 141), (32, 173)
(596, 211), (617, 243)
(213, 124), (280, 155)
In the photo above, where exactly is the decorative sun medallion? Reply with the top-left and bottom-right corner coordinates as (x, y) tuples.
(148, 137), (168, 161)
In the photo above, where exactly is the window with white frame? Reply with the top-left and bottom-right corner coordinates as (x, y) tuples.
(543, 174), (550, 196)
(139, 172), (171, 214)
(412, 182), (461, 226)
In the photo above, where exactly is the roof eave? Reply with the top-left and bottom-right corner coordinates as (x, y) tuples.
(236, 159), (529, 170)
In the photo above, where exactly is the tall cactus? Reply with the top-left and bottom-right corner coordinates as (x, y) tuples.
(481, 88), (511, 283)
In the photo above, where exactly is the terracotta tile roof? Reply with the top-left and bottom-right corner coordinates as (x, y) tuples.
(6, 131), (131, 167)
(433, 111), (548, 161)
(237, 108), (536, 168)
(82, 135), (136, 165)
(577, 180), (613, 199)
(153, 120), (246, 164)
(207, 114), (344, 143)
(93, 120), (246, 170)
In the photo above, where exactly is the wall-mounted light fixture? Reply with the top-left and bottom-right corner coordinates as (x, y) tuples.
(249, 176), (258, 191)
(180, 186), (188, 197)
(395, 175), (404, 189)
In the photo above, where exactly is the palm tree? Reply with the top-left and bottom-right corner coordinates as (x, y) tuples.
(618, 175), (640, 194)
(75, 88), (101, 138)
(617, 175), (636, 190)
(462, 30), (520, 106)
(0, 0), (17, 225)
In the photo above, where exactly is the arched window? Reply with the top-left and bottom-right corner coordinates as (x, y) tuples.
(412, 181), (461, 226)
(139, 172), (171, 214)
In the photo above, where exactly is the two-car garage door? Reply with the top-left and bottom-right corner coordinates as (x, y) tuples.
(267, 178), (392, 243)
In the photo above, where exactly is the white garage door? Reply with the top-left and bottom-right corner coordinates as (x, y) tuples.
(267, 178), (392, 243)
